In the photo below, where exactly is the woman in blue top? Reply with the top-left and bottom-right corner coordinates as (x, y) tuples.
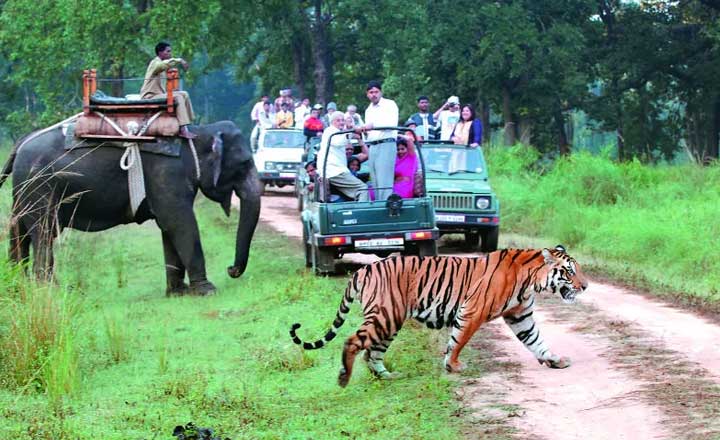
(450, 104), (482, 148)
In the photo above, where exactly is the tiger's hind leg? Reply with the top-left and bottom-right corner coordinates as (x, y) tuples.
(340, 322), (397, 387)
(339, 331), (372, 388)
(365, 332), (403, 380)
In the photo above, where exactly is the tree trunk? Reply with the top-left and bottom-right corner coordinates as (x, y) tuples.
(308, 0), (334, 104)
(480, 97), (490, 144)
(502, 85), (516, 145)
(111, 65), (124, 98)
(518, 117), (532, 145)
(710, 94), (720, 162)
(204, 75), (210, 123)
(616, 120), (626, 162)
(291, 37), (307, 99)
(555, 107), (570, 155)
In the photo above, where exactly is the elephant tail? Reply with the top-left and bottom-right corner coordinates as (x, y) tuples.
(289, 276), (359, 350)
(0, 138), (22, 189)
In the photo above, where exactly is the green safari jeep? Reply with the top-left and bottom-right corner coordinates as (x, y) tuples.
(300, 128), (439, 275)
(423, 141), (500, 252)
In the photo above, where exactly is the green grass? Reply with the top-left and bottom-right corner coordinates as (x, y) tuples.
(485, 145), (720, 302)
(0, 196), (470, 439)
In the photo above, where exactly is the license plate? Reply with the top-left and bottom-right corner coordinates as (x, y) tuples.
(280, 172), (295, 178)
(436, 214), (465, 223)
(355, 237), (404, 248)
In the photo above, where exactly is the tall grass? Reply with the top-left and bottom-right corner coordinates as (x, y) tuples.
(0, 272), (81, 401)
(485, 144), (720, 300)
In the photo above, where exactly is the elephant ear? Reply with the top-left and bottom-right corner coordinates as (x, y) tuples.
(225, 128), (252, 163)
(211, 131), (224, 187)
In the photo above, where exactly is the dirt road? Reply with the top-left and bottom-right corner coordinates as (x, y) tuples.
(258, 189), (720, 439)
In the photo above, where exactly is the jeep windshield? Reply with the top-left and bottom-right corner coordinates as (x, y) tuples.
(423, 145), (484, 175)
(261, 130), (306, 148)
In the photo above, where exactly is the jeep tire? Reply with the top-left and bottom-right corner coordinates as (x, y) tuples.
(417, 240), (438, 257)
(303, 224), (312, 268)
(464, 231), (480, 250)
(480, 226), (499, 253)
(312, 245), (335, 275)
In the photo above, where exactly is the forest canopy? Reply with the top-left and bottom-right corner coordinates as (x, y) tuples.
(1, 0), (720, 162)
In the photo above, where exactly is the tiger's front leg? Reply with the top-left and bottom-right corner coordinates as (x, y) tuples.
(502, 311), (571, 369)
(444, 312), (483, 373)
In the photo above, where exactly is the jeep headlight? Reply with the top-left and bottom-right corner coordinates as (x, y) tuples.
(475, 196), (490, 209)
(264, 161), (275, 171)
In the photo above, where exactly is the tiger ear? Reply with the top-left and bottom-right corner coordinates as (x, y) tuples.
(542, 248), (555, 264)
(555, 244), (566, 253)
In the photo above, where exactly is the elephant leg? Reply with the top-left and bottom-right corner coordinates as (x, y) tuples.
(9, 216), (31, 270)
(30, 215), (57, 282)
(157, 211), (215, 296)
(162, 231), (189, 295)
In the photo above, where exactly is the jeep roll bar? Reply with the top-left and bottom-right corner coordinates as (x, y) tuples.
(317, 126), (428, 203)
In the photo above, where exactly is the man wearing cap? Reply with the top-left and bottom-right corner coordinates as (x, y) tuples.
(408, 96), (436, 140)
(274, 89), (292, 113)
(357, 80), (399, 201)
(434, 95), (461, 141)
(317, 112), (368, 201)
(321, 101), (338, 128)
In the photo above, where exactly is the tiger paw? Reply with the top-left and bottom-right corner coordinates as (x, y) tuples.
(377, 370), (403, 381)
(542, 356), (571, 369)
(338, 368), (350, 388)
(444, 360), (466, 373)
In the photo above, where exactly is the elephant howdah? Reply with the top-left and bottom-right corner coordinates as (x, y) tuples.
(75, 112), (180, 138)
(0, 120), (262, 296)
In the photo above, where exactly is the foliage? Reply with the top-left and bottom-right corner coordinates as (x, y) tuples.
(4, 1), (720, 157)
(486, 146), (720, 299)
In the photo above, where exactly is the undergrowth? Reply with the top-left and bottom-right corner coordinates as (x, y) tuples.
(485, 144), (720, 301)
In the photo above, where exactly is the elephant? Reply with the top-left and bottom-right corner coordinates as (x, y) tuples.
(0, 120), (262, 296)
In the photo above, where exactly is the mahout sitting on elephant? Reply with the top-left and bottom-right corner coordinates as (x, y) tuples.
(0, 120), (261, 296)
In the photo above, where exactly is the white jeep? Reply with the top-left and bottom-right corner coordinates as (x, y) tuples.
(253, 128), (306, 191)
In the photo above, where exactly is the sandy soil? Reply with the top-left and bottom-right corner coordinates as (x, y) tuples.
(254, 189), (720, 439)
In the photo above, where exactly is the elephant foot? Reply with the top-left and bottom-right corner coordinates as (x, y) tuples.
(188, 280), (217, 296)
(166, 283), (190, 297)
(227, 265), (244, 278)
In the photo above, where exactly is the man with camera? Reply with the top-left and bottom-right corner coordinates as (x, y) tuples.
(433, 95), (461, 141)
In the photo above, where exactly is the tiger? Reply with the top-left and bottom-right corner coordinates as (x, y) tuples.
(289, 245), (588, 387)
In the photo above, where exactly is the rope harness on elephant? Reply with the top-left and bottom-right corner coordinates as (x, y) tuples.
(15, 113), (84, 154)
(93, 111), (201, 216)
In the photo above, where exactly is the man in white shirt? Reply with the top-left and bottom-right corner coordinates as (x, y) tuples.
(294, 98), (310, 129)
(358, 80), (399, 201)
(250, 94), (270, 150)
(317, 112), (368, 201)
(434, 95), (461, 141)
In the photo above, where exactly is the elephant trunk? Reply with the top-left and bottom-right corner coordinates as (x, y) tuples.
(227, 175), (262, 279)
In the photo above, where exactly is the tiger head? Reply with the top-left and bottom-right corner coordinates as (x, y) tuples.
(541, 245), (588, 304)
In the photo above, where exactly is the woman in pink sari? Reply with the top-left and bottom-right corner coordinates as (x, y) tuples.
(393, 135), (418, 198)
